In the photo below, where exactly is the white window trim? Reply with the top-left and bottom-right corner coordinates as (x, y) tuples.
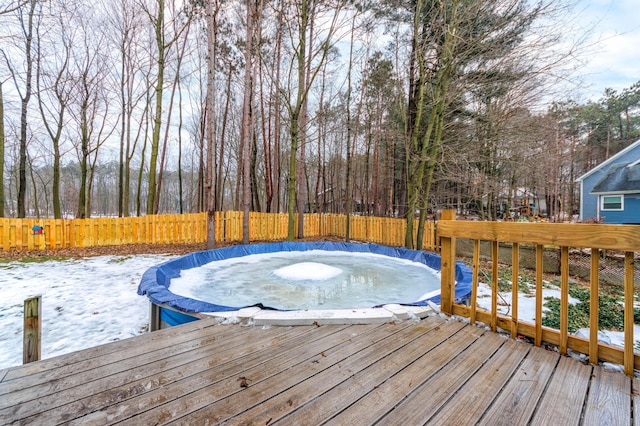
(600, 194), (624, 211)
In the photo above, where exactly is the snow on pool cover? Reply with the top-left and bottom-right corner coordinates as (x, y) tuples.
(137, 242), (473, 326)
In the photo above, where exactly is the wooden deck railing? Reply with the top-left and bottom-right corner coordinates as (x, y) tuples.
(0, 212), (436, 251)
(438, 217), (640, 376)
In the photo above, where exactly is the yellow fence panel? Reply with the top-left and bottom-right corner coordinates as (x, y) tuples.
(0, 212), (436, 252)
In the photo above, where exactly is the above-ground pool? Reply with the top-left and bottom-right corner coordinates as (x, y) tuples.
(138, 241), (472, 327)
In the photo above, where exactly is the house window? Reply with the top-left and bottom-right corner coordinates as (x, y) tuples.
(601, 195), (623, 210)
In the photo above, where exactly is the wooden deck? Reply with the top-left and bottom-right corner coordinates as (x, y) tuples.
(1, 315), (638, 425)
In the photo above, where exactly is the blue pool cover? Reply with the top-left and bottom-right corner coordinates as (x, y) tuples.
(137, 241), (473, 314)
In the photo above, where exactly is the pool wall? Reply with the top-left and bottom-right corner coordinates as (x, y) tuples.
(138, 241), (473, 327)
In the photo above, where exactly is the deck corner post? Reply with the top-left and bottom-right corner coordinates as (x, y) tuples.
(439, 210), (456, 315)
(23, 295), (42, 364)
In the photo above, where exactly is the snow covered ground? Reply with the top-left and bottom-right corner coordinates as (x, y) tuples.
(475, 282), (639, 354)
(1, 255), (636, 371)
(0, 254), (177, 370)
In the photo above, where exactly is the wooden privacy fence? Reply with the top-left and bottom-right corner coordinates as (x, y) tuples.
(0, 212), (436, 252)
(438, 218), (640, 376)
(0, 213), (207, 251)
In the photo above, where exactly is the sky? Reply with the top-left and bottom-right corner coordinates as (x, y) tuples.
(574, 0), (640, 100)
(0, 253), (636, 371)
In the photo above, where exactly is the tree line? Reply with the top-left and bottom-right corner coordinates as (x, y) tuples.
(1, 0), (638, 248)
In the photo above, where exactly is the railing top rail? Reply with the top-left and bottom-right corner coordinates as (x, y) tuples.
(438, 221), (640, 252)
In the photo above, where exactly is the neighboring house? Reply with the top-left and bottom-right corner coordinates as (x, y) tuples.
(577, 139), (640, 224)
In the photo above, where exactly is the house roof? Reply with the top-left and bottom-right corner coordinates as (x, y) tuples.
(576, 139), (640, 182)
(591, 161), (640, 193)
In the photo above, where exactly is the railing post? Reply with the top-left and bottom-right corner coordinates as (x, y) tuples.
(23, 295), (41, 364)
(439, 210), (456, 315)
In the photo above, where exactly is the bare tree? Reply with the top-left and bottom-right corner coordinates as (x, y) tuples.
(205, 0), (222, 248)
(155, 12), (193, 213)
(35, 4), (75, 219)
(3, 0), (38, 217)
(239, 1), (262, 243)
(0, 0), (29, 15)
(283, 0), (347, 240)
(67, 8), (116, 219)
(107, 0), (146, 217)
(144, 0), (188, 214)
(0, 81), (5, 217)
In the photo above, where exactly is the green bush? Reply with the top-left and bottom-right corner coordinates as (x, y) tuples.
(541, 287), (627, 333)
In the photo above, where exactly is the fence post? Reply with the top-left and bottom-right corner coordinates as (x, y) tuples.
(149, 302), (161, 332)
(439, 210), (456, 314)
(23, 295), (42, 364)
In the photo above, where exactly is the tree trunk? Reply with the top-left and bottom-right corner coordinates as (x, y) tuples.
(286, 0), (309, 241)
(258, 18), (273, 213)
(241, 1), (258, 244)
(273, 4), (283, 213)
(216, 64), (232, 211)
(0, 82), (4, 217)
(405, 0), (459, 249)
(250, 131), (261, 212)
(205, 0), (219, 248)
(146, 0), (166, 215)
(297, 2), (315, 239)
(17, 0), (37, 218)
(155, 20), (191, 214)
(27, 156), (39, 219)
(118, 21), (127, 218)
(177, 78), (184, 213)
(344, 14), (356, 241)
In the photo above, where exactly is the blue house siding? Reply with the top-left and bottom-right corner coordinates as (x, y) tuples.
(580, 171), (604, 221)
(577, 140), (640, 224)
(600, 194), (640, 224)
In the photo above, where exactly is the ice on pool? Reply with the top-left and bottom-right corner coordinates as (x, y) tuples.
(273, 262), (342, 281)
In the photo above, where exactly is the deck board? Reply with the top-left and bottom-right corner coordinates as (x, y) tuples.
(169, 319), (439, 425)
(0, 315), (636, 425)
(477, 345), (560, 425)
(426, 338), (531, 425)
(14, 323), (322, 424)
(529, 355), (594, 426)
(52, 323), (357, 425)
(582, 368), (631, 426)
(271, 320), (468, 425)
(633, 378), (640, 426)
(120, 322), (392, 425)
(236, 318), (464, 425)
(0, 317), (218, 383)
(330, 322), (494, 424)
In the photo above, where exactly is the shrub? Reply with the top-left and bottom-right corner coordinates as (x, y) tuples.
(542, 287), (627, 333)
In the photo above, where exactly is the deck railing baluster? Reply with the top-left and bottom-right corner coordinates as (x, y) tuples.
(535, 244), (543, 346)
(624, 251), (635, 376)
(560, 246), (569, 355)
(470, 239), (480, 326)
(589, 248), (600, 365)
(491, 241), (499, 333)
(512, 242), (520, 339)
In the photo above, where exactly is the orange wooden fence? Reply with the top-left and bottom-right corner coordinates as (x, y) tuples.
(0, 212), (436, 252)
